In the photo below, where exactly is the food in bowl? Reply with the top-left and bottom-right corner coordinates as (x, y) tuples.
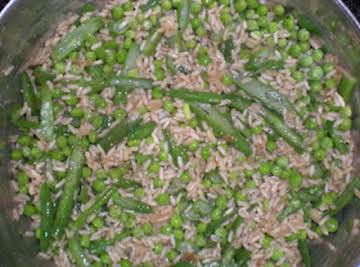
(9, 0), (358, 266)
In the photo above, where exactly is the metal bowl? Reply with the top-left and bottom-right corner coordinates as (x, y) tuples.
(0, 0), (359, 266)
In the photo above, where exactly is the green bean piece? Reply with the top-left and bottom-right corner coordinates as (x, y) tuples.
(40, 86), (55, 142)
(234, 247), (251, 266)
(172, 262), (194, 267)
(221, 246), (236, 266)
(89, 229), (131, 255)
(224, 37), (234, 64)
(166, 88), (224, 104)
(164, 129), (189, 167)
(68, 238), (92, 267)
(178, 0), (190, 32)
(117, 178), (142, 190)
(123, 43), (140, 75)
(176, 31), (185, 52)
(52, 16), (103, 61)
(109, 20), (129, 36)
(229, 97), (253, 113)
(21, 73), (40, 116)
(98, 119), (142, 151)
(278, 198), (304, 222)
(110, 76), (153, 90)
(142, 30), (163, 57)
(297, 185), (324, 203)
(338, 74), (357, 104)
(205, 211), (236, 238)
(34, 67), (56, 86)
(262, 109), (304, 153)
(297, 14), (322, 35)
(235, 79), (295, 116)
(190, 103), (252, 156)
(53, 148), (85, 239)
(112, 194), (154, 213)
(298, 239), (311, 267)
(141, 0), (160, 11)
(329, 177), (360, 216)
(79, 3), (96, 15)
(61, 78), (108, 93)
(39, 183), (56, 251)
(165, 56), (177, 75)
(73, 187), (116, 231)
(127, 121), (156, 142)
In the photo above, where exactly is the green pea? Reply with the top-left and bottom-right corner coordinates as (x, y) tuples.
(191, 17), (201, 29)
(112, 5), (124, 20)
(109, 205), (122, 219)
(23, 203), (37, 217)
(234, 0), (247, 12)
(271, 165), (282, 177)
(325, 217), (338, 233)
(247, 0), (259, 9)
(31, 146), (42, 159)
(156, 192), (170, 205)
(170, 215), (183, 228)
(266, 140), (277, 153)
(259, 161), (272, 175)
(166, 249), (177, 261)
(149, 161), (161, 173)
(289, 44), (302, 58)
(261, 234), (272, 249)
(273, 4), (285, 16)
(298, 29), (310, 42)
(247, 19), (258, 31)
(256, 4), (268, 16)
(54, 62), (66, 74)
(283, 18), (295, 31)
(322, 62), (334, 74)
(271, 248), (284, 261)
(80, 234), (91, 248)
(179, 171), (192, 184)
(289, 170), (303, 189)
(309, 66), (324, 80)
(292, 71), (304, 82)
(312, 49), (324, 62)
(93, 180), (105, 193)
(162, 0), (172, 11)
(82, 167), (92, 178)
(299, 55), (314, 67)
(201, 146), (211, 160)
(119, 259), (132, 267)
(276, 156), (289, 169)
(338, 118), (351, 131)
(164, 100), (175, 113)
(215, 195), (227, 209)
(153, 243), (163, 255)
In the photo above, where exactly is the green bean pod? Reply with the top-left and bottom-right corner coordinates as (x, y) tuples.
(110, 76), (153, 90)
(112, 193), (154, 213)
(123, 43), (140, 74)
(142, 30), (163, 57)
(52, 16), (103, 61)
(164, 129), (189, 167)
(277, 199), (304, 222)
(21, 73), (40, 116)
(141, 0), (160, 11)
(236, 79), (295, 116)
(39, 183), (56, 251)
(224, 37), (234, 64)
(127, 121), (157, 142)
(34, 67), (56, 86)
(98, 119), (142, 151)
(338, 74), (357, 104)
(178, 0), (190, 32)
(53, 148), (85, 239)
(166, 88), (223, 104)
(298, 239), (311, 267)
(40, 86), (55, 142)
(262, 109), (304, 153)
(68, 238), (92, 267)
(73, 187), (116, 231)
(190, 103), (252, 156)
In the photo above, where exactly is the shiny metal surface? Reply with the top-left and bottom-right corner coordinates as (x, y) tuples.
(0, 0), (359, 266)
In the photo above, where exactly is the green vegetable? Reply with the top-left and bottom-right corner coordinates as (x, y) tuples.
(53, 148), (85, 239)
(235, 79), (295, 116)
(205, 211), (236, 238)
(128, 121), (156, 142)
(223, 37), (234, 64)
(113, 194), (154, 213)
(166, 88), (224, 104)
(297, 14), (322, 35)
(117, 178), (142, 190)
(21, 73), (40, 116)
(141, 0), (160, 11)
(262, 109), (304, 153)
(234, 246), (251, 266)
(164, 129), (189, 167)
(39, 183), (56, 251)
(34, 67), (56, 85)
(110, 76), (153, 90)
(165, 56), (177, 75)
(52, 17), (103, 61)
(338, 74), (357, 103)
(172, 262), (194, 267)
(298, 239), (311, 267)
(178, 0), (190, 32)
(68, 238), (92, 267)
(40, 86), (55, 141)
(278, 199), (304, 222)
(109, 20), (129, 36)
(142, 30), (163, 56)
(73, 187), (116, 231)
(123, 44), (140, 75)
(329, 177), (360, 216)
(98, 119), (142, 151)
(89, 230), (131, 255)
(190, 103), (252, 156)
